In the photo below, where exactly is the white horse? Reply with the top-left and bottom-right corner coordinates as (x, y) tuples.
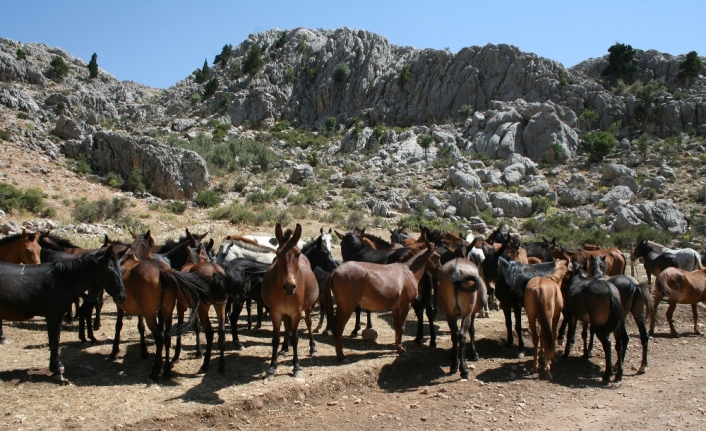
(645, 241), (704, 271)
(243, 235), (306, 250)
(215, 236), (277, 264)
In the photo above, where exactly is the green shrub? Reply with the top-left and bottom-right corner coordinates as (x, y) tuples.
(678, 51), (702, 87)
(242, 44), (264, 76)
(433, 145), (456, 169)
(692, 185), (706, 203)
(547, 142), (566, 164)
(189, 93), (201, 105)
(610, 224), (674, 250)
(275, 31), (288, 49)
(0, 128), (9, 141)
(333, 63), (351, 83)
(0, 182), (23, 212)
(531, 196), (554, 215)
(246, 191), (272, 204)
(579, 109), (599, 131)
(272, 185), (289, 199)
(214, 44), (233, 66)
(305, 152), (319, 167)
(288, 181), (325, 205)
(194, 190), (221, 208)
(218, 93), (231, 112)
(123, 167), (146, 193)
(418, 134), (434, 158)
(309, 67), (317, 82)
(345, 210), (367, 230)
(399, 64), (411, 86)
(49, 56), (69, 81)
(580, 131), (618, 162)
(203, 77), (219, 99)
(106, 172), (124, 188)
(74, 155), (92, 176)
(164, 201), (187, 214)
(602, 42), (636, 80)
(16, 48), (27, 60)
(211, 120), (229, 142)
(87, 53), (98, 78)
(284, 66), (296, 84)
(271, 120), (291, 132)
(458, 104), (474, 119)
(194, 59), (210, 83)
(322, 117), (337, 135)
(210, 202), (256, 225)
(72, 197), (126, 223)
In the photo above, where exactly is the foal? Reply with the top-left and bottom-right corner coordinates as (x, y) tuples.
(524, 260), (568, 380)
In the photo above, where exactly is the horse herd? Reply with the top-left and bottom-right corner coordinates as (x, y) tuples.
(0, 224), (704, 386)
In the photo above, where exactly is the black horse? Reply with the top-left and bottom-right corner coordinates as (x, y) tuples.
(0, 246), (126, 383)
(562, 259), (626, 383)
(492, 256), (559, 357)
(631, 240), (678, 284)
(221, 257), (270, 349)
(301, 235), (340, 334)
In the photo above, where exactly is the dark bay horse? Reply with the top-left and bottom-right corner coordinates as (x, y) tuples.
(437, 255), (487, 379)
(261, 224), (319, 379)
(221, 257), (269, 348)
(327, 242), (441, 362)
(632, 240), (678, 285)
(0, 246), (126, 383)
(524, 260), (568, 380)
(0, 230), (43, 344)
(562, 259), (626, 383)
(651, 267), (706, 337)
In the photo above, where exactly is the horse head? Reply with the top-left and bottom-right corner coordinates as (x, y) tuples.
(21, 229), (42, 265)
(95, 245), (127, 305)
(304, 235), (338, 272)
(275, 223), (303, 295)
(319, 227), (333, 251)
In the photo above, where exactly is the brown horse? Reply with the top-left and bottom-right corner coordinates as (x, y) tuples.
(109, 234), (213, 380)
(507, 239), (529, 265)
(261, 224), (319, 379)
(173, 243), (230, 374)
(552, 246), (626, 276)
(437, 256), (487, 379)
(524, 260), (568, 380)
(0, 230), (43, 344)
(327, 242), (441, 362)
(650, 267), (706, 337)
(583, 243), (603, 251)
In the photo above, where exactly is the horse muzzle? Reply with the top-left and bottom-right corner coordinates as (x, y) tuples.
(282, 281), (297, 295)
(113, 293), (127, 305)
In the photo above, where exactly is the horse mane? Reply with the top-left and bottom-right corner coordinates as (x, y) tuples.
(130, 237), (153, 260)
(0, 231), (37, 245)
(301, 238), (318, 253)
(54, 250), (104, 274)
(424, 229), (443, 244)
(360, 233), (394, 249)
(159, 237), (183, 253)
(547, 260), (568, 284)
(46, 234), (79, 248)
(396, 243), (427, 263)
(644, 241), (669, 253)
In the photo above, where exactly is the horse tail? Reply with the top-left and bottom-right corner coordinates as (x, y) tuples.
(695, 253), (704, 270)
(654, 272), (681, 302)
(324, 271), (336, 331)
(635, 280), (654, 318)
(158, 270), (209, 336)
(622, 253), (629, 275)
(536, 288), (554, 358)
(450, 272), (482, 293)
(593, 289), (624, 337)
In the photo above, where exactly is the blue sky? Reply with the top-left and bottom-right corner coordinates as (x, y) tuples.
(4, 1), (704, 89)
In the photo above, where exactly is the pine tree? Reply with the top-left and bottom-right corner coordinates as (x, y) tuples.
(87, 53), (98, 79)
(678, 51), (703, 88)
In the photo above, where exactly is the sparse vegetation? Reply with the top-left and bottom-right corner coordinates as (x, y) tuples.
(87, 53), (98, 78)
(194, 190), (221, 208)
(458, 104), (473, 118)
(203, 77), (219, 99)
(418, 133), (434, 159)
(579, 109), (599, 131)
(580, 131), (618, 162)
(284, 66), (296, 84)
(72, 197), (126, 223)
(678, 51), (702, 87)
(49, 56), (69, 81)
(242, 44), (264, 76)
(275, 31), (288, 49)
(399, 64), (411, 86)
(333, 63), (351, 83)
(214, 44), (233, 66)
(602, 42), (636, 81)
(123, 167), (146, 193)
(194, 59), (210, 84)
(163, 200), (187, 214)
(16, 48), (27, 60)
(0, 128), (9, 141)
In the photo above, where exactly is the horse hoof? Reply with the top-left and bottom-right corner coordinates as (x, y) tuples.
(310, 350), (318, 358)
(233, 342), (244, 351)
(460, 371), (469, 380)
(413, 338), (422, 345)
(52, 373), (69, 385)
(470, 353), (479, 361)
(545, 372), (553, 381)
(338, 356), (349, 364)
(671, 331), (680, 338)
(218, 368), (225, 374)
(323, 329), (333, 337)
(516, 351), (524, 359)
(637, 365), (647, 374)
(601, 375), (611, 384)
(149, 374), (160, 382)
(430, 340), (437, 348)
(0, 336), (8, 345)
(278, 351), (287, 359)
(648, 330), (655, 336)
(194, 352), (203, 359)
(197, 367), (207, 375)
(265, 370), (275, 381)
(450, 365), (458, 375)
(293, 369), (303, 379)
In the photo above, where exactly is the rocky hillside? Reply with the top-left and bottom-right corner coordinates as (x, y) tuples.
(0, 29), (705, 251)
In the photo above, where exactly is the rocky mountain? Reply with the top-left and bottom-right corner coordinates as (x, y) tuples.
(0, 29), (705, 246)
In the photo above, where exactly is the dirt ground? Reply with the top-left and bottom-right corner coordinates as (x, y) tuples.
(1, 267), (706, 431)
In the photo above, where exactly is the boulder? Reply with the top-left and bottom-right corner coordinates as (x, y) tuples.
(613, 176), (639, 193)
(0, 88), (40, 113)
(1, 221), (22, 235)
(558, 188), (589, 207)
(641, 176), (666, 191)
(288, 164), (315, 185)
(372, 200), (393, 218)
(341, 127), (373, 153)
(612, 200), (688, 234)
(449, 165), (483, 190)
(502, 163), (525, 186)
(477, 168), (505, 187)
(658, 164), (676, 180)
(423, 194), (446, 216)
(599, 186), (635, 206)
(449, 188), (490, 218)
(602, 164), (636, 183)
(53, 116), (85, 140)
(519, 181), (550, 197)
(489, 193), (533, 218)
(342, 176), (361, 188)
(63, 131), (209, 200)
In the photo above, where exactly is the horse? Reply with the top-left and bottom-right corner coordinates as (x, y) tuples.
(261, 224), (319, 380)
(437, 255), (487, 379)
(109, 237), (216, 380)
(301, 235), (340, 334)
(524, 260), (568, 380)
(643, 241), (704, 272)
(650, 266), (706, 337)
(0, 229), (43, 344)
(318, 227), (333, 251)
(390, 228), (416, 247)
(631, 240), (679, 285)
(553, 245), (627, 276)
(221, 257), (270, 348)
(0, 246), (126, 383)
(140, 229), (207, 270)
(172, 243), (230, 374)
(522, 238), (556, 263)
(326, 242), (441, 362)
(216, 235), (277, 264)
(493, 256), (560, 357)
(562, 258), (626, 383)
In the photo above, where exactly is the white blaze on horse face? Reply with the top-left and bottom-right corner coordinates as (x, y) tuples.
(321, 232), (333, 251)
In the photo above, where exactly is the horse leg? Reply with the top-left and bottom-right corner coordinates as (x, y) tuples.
(502, 304), (514, 349)
(279, 318), (290, 358)
(366, 310), (372, 330)
(78, 300), (88, 343)
(137, 315), (149, 359)
(650, 290), (662, 335)
(413, 298), (424, 344)
(47, 315), (67, 383)
(193, 313), (202, 359)
(215, 303), (226, 374)
(447, 316), (459, 375)
(635, 314), (649, 374)
(162, 309), (174, 379)
(198, 305), (214, 374)
(255, 302), (265, 331)
(145, 314), (163, 381)
(266, 313), (282, 379)
(290, 314), (303, 378)
(314, 290), (325, 334)
(613, 324), (628, 381)
(0, 320), (6, 344)
(109, 308), (125, 360)
(459, 314), (472, 380)
(92, 295), (103, 331)
(581, 323), (591, 359)
(351, 306), (362, 337)
(666, 301), (679, 337)
(395, 303), (412, 355)
(562, 317), (577, 359)
(557, 312), (568, 346)
(229, 298), (245, 350)
(596, 331), (613, 383)
(334, 305), (355, 362)
(513, 304), (524, 358)
(692, 304), (701, 335)
(304, 307), (317, 357)
(427, 300), (436, 348)
(527, 306), (539, 374)
(245, 297), (253, 331)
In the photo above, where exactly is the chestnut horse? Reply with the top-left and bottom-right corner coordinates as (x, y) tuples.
(327, 242), (441, 362)
(552, 245), (626, 276)
(0, 230), (43, 344)
(524, 260), (568, 380)
(261, 224), (319, 380)
(650, 267), (706, 337)
(437, 255), (487, 379)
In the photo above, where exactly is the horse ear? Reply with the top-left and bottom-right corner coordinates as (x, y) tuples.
(40, 230), (51, 239)
(275, 224), (284, 245)
(102, 245), (114, 260)
(292, 223), (303, 244)
(21, 229), (28, 239)
(103, 234), (110, 245)
(360, 227), (366, 235)
(116, 246), (131, 260)
(208, 238), (214, 249)
(334, 230), (343, 240)
(129, 229), (137, 239)
(185, 228), (194, 240)
(320, 227), (324, 234)
(328, 228), (332, 234)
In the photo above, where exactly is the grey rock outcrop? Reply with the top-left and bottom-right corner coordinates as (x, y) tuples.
(0, 88), (40, 112)
(450, 188), (489, 218)
(519, 181), (550, 197)
(423, 193), (446, 217)
(600, 186), (635, 206)
(613, 200), (688, 234)
(489, 192), (532, 218)
(602, 164), (636, 183)
(477, 168), (505, 187)
(52, 116), (90, 140)
(449, 164), (483, 190)
(288, 164), (315, 185)
(641, 176), (666, 191)
(63, 131), (209, 199)
(558, 188), (589, 207)
(502, 163), (525, 186)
